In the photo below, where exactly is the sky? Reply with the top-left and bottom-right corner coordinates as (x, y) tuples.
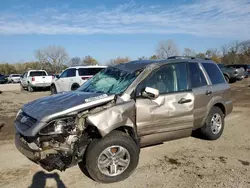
(0, 0), (250, 64)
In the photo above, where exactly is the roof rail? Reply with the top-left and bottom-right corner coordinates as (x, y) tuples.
(167, 56), (196, 60)
(167, 56), (211, 60)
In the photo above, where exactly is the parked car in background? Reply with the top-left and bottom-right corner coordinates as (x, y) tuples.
(8, 74), (21, 83)
(15, 58), (232, 183)
(20, 70), (53, 92)
(218, 64), (245, 83)
(226, 64), (250, 78)
(50, 65), (107, 94)
(0, 75), (8, 84)
(225, 64), (246, 80)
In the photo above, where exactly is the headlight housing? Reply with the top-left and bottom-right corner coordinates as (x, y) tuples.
(16, 109), (22, 118)
(39, 117), (76, 135)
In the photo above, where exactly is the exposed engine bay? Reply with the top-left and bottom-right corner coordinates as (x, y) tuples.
(15, 100), (116, 171)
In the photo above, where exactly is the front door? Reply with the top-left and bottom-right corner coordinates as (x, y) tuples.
(135, 63), (194, 146)
(57, 68), (76, 92)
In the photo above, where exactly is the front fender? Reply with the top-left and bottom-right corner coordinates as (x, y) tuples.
(87, 100), (136, 137)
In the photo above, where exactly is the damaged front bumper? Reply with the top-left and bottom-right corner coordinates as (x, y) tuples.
(15, 133), (57, 161)
(15, 133), (86, 171)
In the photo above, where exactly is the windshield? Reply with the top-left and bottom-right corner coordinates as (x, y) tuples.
(78, 67), (140, 94)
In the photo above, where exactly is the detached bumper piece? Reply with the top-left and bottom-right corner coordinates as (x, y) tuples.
(15, 133), (70, 171)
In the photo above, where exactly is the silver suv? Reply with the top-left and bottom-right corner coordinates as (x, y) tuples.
(15, 58), (233, 183)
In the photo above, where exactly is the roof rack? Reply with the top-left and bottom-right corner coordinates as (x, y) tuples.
(167, 56), (211, 60)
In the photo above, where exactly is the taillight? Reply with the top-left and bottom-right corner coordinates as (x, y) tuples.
(247, 69), (250, 73)
(52, 75), (55, 79)
(32, 77), (35, 81)
(81, 76), (92, 80)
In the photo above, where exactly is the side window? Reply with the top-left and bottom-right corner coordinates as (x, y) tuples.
(188, 63), (207, 88)
(67, 69), (76, 77)
(202, 63), (225, 85)
(137, 63), (188, 95)
(60, 70), (69, 78)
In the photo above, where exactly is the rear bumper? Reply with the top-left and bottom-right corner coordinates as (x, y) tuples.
(30, 83), (51, 87)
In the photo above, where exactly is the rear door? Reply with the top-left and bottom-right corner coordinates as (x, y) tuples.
(136, 63), (194, 144)
(187, 62), (213, 129)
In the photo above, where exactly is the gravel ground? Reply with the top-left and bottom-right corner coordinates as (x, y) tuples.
(0, 79), (249, 188)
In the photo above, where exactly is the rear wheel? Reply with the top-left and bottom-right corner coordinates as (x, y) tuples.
(80, 131), (139, 183)
(200, 106), (224, 140)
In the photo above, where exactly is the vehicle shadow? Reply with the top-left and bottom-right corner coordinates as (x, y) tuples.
(29, 171), (66, 188)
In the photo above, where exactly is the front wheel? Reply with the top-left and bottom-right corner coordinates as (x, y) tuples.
(224, 75), (229, 83)
(200, 106), (224, 140)
(50, 85), (57, 95)
(28, 85), (34, 92)
(80, 131), (139, 183)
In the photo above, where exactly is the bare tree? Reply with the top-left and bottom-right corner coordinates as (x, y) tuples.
(156, 40), (179, 58)
(68, 57), (81, 66)
(183, 48), (196, 57)
(35, 45), (68, 73)
(82, 55), (98, 66)
(106, 57), (130, 66)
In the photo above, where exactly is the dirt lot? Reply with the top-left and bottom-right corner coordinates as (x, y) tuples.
(0, 80), (250, 188)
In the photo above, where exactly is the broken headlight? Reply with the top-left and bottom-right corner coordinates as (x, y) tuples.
(39, 117), (76, 135)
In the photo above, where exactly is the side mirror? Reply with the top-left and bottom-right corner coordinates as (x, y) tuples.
(20, 76), (23, 78)
(141, 87), (159, 99)
(55, 75), (60, 79)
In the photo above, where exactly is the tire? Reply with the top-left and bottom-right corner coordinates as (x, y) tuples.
(20, 84), (24, 91)
(224, 75), (229, 83)
(71, 84), (80, 91)
(28, 84), (34, 92)
(50, 84), (57, 95)
(200, 106), (224, 140)
(80, 131), (139, 183)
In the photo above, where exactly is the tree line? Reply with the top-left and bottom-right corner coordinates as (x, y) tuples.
(1, 39), (250, 75)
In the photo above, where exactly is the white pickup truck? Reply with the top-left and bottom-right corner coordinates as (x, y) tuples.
(20, 70), (53, 92)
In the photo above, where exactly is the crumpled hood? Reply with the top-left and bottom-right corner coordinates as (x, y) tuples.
(22, 91), (112, 121)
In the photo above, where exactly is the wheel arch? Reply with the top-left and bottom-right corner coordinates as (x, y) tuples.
(213, 103), (226, 116)
(71, 83), (80, 91)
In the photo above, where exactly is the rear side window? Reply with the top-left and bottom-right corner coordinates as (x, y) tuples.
(29, 71), (47, 76)
(188, 63), (207, 88)
(78, 68), (105, 76)
(202, 63), (225, 84)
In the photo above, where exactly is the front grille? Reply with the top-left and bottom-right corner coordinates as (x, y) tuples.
(16, 112), (37, 129)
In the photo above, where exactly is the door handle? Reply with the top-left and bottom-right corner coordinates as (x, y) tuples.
(178, 98), (192, 104)
(205, 90), (212, 95)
